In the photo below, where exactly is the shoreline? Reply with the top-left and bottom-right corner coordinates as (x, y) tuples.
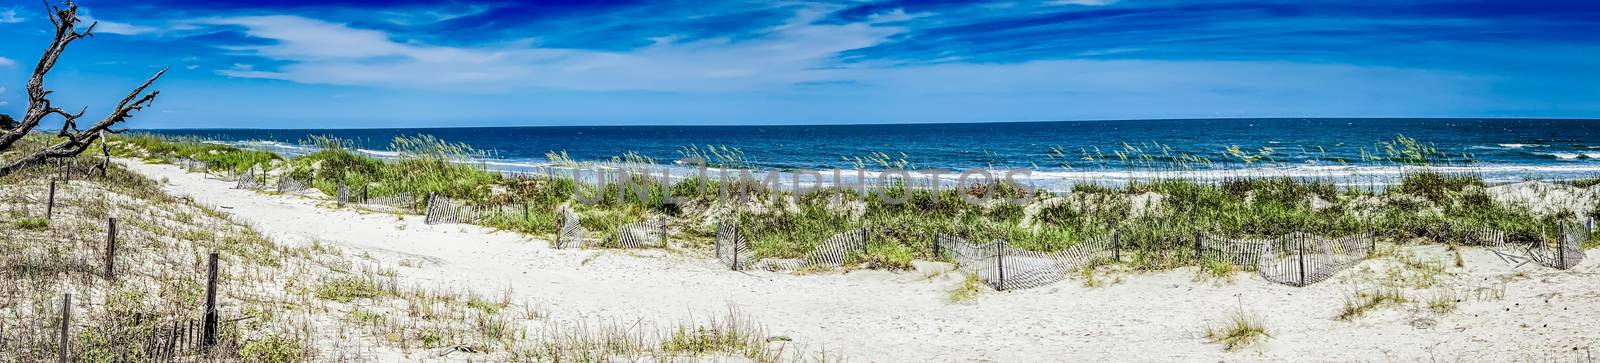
(117, 156), (1600, 361)
(180, 137), (1600, 193)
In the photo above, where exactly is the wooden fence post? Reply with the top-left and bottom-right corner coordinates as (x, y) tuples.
(100, 131), (109, 178)
(1193, 231), (1203, 261)
(47, 179), (58, 220)
(1370, 228), (1377, 253)
(58, 293), (71, 363)
(860, 228), (870, 257)
(166, 320), (178, 359)
(731, 226), (741, 271)
(1111, 230), (1121, 262)
(106, 218), (118, 280)
(202, 252), (220, 349)
(1297, 235), (1307, 286)
(424, 194), (436, 224)
(1557, 224), (1567, 269)
(658, 216), (669, 246)
(995, 243), (1006, 291)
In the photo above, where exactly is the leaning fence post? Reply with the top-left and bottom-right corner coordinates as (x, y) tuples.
(106, 218), (118, 280)
(424, 194), (437, 224)
(202, 252), (220, 350)
(362, 185), (369, 203)
(48, 179), (58, 220)
(731, 226), (742, 271)
(58, 293), (71, 363)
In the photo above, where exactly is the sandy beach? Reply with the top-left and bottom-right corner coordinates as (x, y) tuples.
(5, 2), (1597, 361)
(116, 157), (1600, 362)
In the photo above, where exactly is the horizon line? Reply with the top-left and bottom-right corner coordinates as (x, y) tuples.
(136, 117), (1600, 131)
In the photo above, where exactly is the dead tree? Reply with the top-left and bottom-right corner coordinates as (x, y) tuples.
(0, 1), (166, 177)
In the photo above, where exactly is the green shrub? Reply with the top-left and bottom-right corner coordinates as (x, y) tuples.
(313, 277), (383, 303)
(14, 218), (48, 231)
(239, 335), (305, 363)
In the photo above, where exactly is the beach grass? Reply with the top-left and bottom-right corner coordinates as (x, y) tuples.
(100, 133), (1592, 274)
(5, 135), (810, 361)
(1337, 285), (1409, 321)
(1202, 306), (1271, 351)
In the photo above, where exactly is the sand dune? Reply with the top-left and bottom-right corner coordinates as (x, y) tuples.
(121, 158), (1600, 362)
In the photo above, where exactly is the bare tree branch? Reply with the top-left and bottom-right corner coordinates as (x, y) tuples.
(0, 1), (165, 177)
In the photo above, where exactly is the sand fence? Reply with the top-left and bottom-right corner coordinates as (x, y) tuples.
(1466, 220), (1589, 270)
(7, 161), (246, 360)
(160, 159), (1594, 290)
(934, 234), (1116, 290)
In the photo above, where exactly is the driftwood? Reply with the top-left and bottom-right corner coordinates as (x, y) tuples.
(0, 1), (166, 177)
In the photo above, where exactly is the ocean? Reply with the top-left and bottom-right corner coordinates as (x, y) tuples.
(143, 118), (1600, 188)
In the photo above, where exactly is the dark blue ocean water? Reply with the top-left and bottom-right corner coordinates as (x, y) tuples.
(145, 118), (1600, 185)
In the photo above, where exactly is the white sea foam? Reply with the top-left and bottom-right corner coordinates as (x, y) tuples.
(480, 160), (550, 169)
(356, 149), (400, 157)
(215, 139), (1600, 191)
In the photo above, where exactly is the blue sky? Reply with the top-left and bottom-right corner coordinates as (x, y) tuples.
(0, 0), (1596, 128)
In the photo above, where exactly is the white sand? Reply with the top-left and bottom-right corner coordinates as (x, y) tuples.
(1487, 181), (1600, 218)
(122, 159), (1600, 362)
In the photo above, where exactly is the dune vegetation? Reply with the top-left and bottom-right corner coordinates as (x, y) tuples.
(4, 135), (800, 362)
(103, 133), (1593, 274)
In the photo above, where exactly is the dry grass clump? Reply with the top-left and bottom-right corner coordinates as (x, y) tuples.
(1337, 285), (1409, 321)
(947, 274), (981, 303)
(1424, 288), (1459, 314)
(1202, 306), (1271, 351)
(511, 308), (785, 362)
(659, 308), (771, 357)
(313, 276), (386, 303)
(1194, 259), (1240, 284)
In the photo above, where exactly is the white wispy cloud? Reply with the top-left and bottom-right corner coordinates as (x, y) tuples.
(0, 56), (16, 67)
(81, 11), (158, 35)
(197, 6), (906, 92)
(379, 3), (494, 26)
(1051, 0), (1119, 6)
(0, 8), (24, 23)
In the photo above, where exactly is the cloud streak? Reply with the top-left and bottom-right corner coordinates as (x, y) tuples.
(0, 8), (23, 23)
(1, 0), (1596, 127)
(200, 5), (906, 92)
